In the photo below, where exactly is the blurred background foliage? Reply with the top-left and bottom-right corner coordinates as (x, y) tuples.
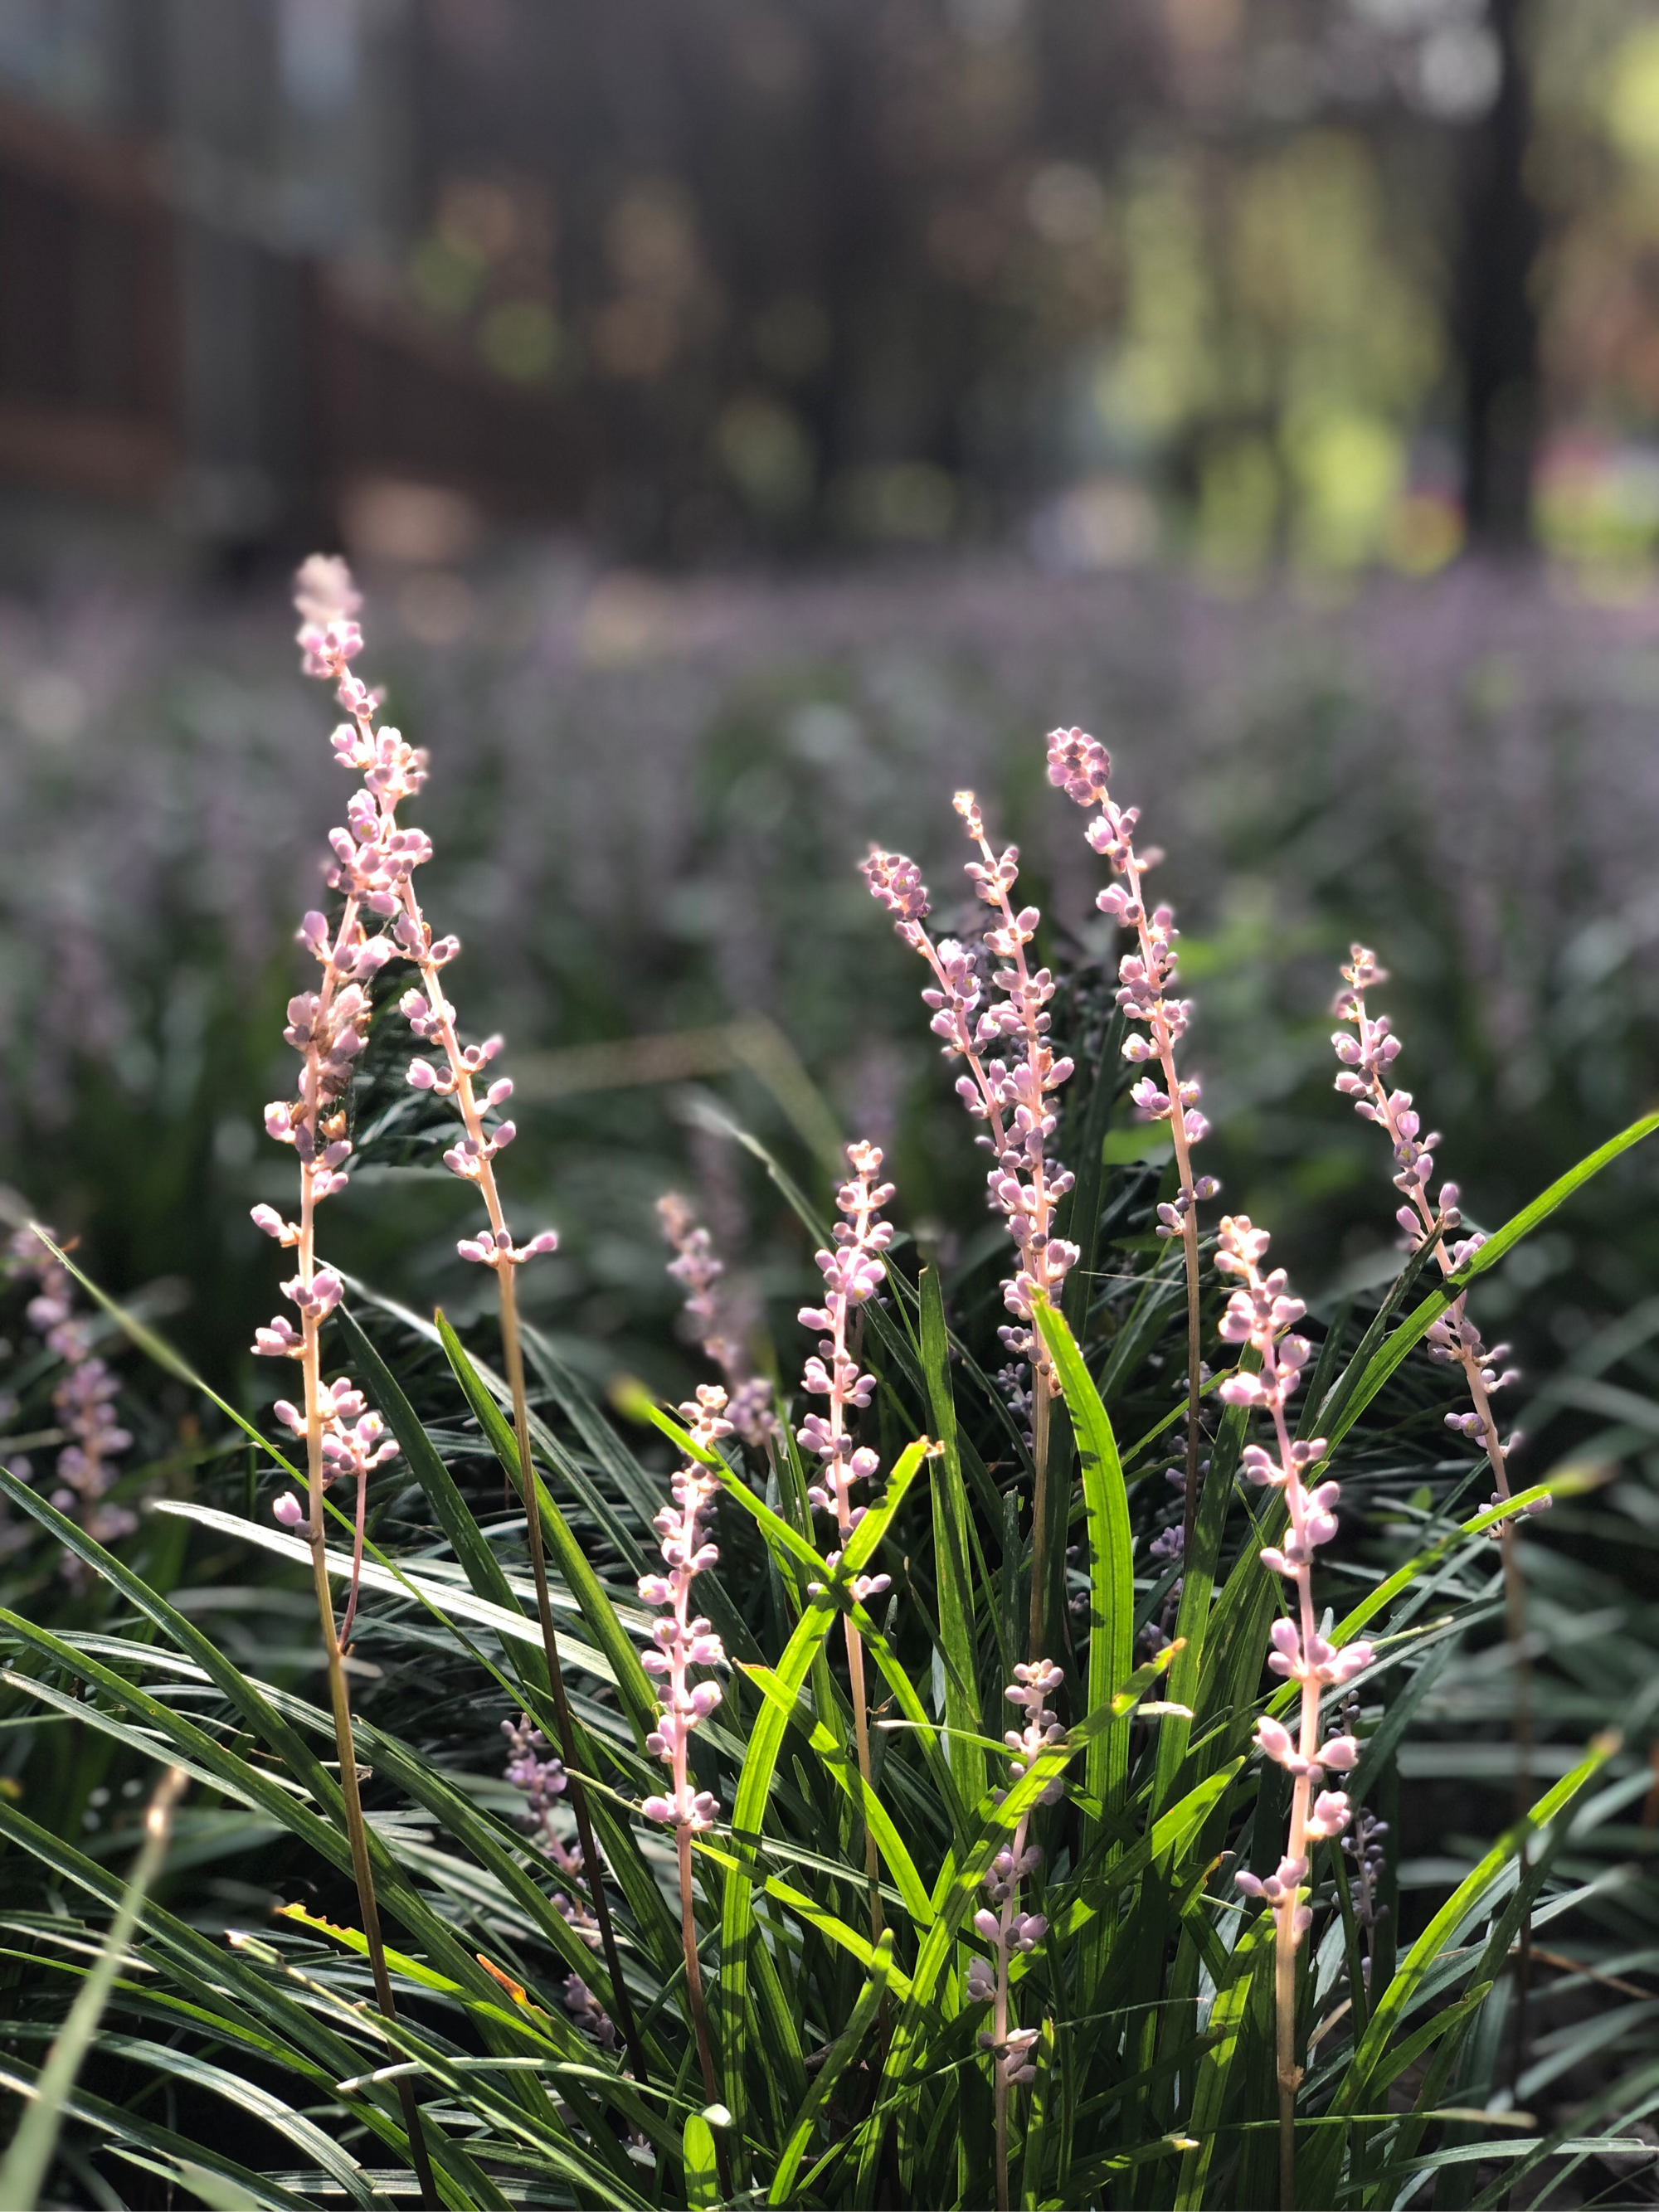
(0, 0), (1656, 580)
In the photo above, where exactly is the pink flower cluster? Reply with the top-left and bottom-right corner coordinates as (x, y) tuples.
(268, 1377), (400, 1534)
(795, 1142), (895, 1602)
(637, 1387), (730, 1832)
(863, 801), (1078, 1432)
(288, 555), (557, 1281)
(1214, 1215), (1370, 1942)
(1045, 728), (1217, 1239)
(657, 1194), (776, 1449)
(4, 1229), (136, 1553)
(1331, 946), (1538, 1528)
(966, 1659), (1064, 2090)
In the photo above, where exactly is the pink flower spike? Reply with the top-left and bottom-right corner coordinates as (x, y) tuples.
(864, 790), (1078, 1437)
(1331, 946), (1520, 1519)
(635, 1406), (728, 1833)
(273, 1493), (305, 1529)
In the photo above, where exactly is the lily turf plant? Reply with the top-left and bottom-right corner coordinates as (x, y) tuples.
(0, 561), (1654, 2212)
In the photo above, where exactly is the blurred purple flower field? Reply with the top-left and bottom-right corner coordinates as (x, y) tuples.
(3, 554), (1657, 1384)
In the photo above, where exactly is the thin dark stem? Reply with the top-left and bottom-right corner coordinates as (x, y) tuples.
(498, 1266), (647, 2084)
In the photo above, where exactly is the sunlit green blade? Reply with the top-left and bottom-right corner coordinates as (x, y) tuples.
(0, 1604), (635, 2142)
(683, 2107), (721, 2210)
(1320, 1112), (1659, 1456)
(717, 1438), (929, 2127)
(1036, 1300), (1132, 1822)
(0, 1767), (189, 2212)
(91, 2033), (386, 2208)
(0, 1470), (340, 1813)
(1335, 1738), (1614, 2122)
(335, 1304), (549, 1696)
(1174, 1907), (1272, 2211)
(436, 1311), (659, 1740)
(150, 1499), (618, 1681)
(0, 1799), (478, 2192)
(745, 1665), (933, 1922)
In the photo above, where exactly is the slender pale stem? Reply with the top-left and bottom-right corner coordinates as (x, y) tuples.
(294, 897), (436, 2210)
(992, 1807), (1032, 2212)
(299, 1213), (437, 2207)
(677, 1826), (720, 2105)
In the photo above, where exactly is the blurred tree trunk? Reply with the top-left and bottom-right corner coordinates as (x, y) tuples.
(1457, 0), (1542, 549)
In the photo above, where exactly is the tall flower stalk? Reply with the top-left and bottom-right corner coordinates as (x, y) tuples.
(255, 564), (435, 2205)
(967, 1658), (1063, 2211)
(796, 1142), (897, 1942)
(1331, 946), (1542, 1670)
(287, 556), (642, 2084)
(863, 807), (1078, 1655)
(636, 1386), (730, 2102)
(1218, 1214), (1372, 2211)
(1331, 943), (1544, 2083)
(1048, 727), (1216, 1554)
